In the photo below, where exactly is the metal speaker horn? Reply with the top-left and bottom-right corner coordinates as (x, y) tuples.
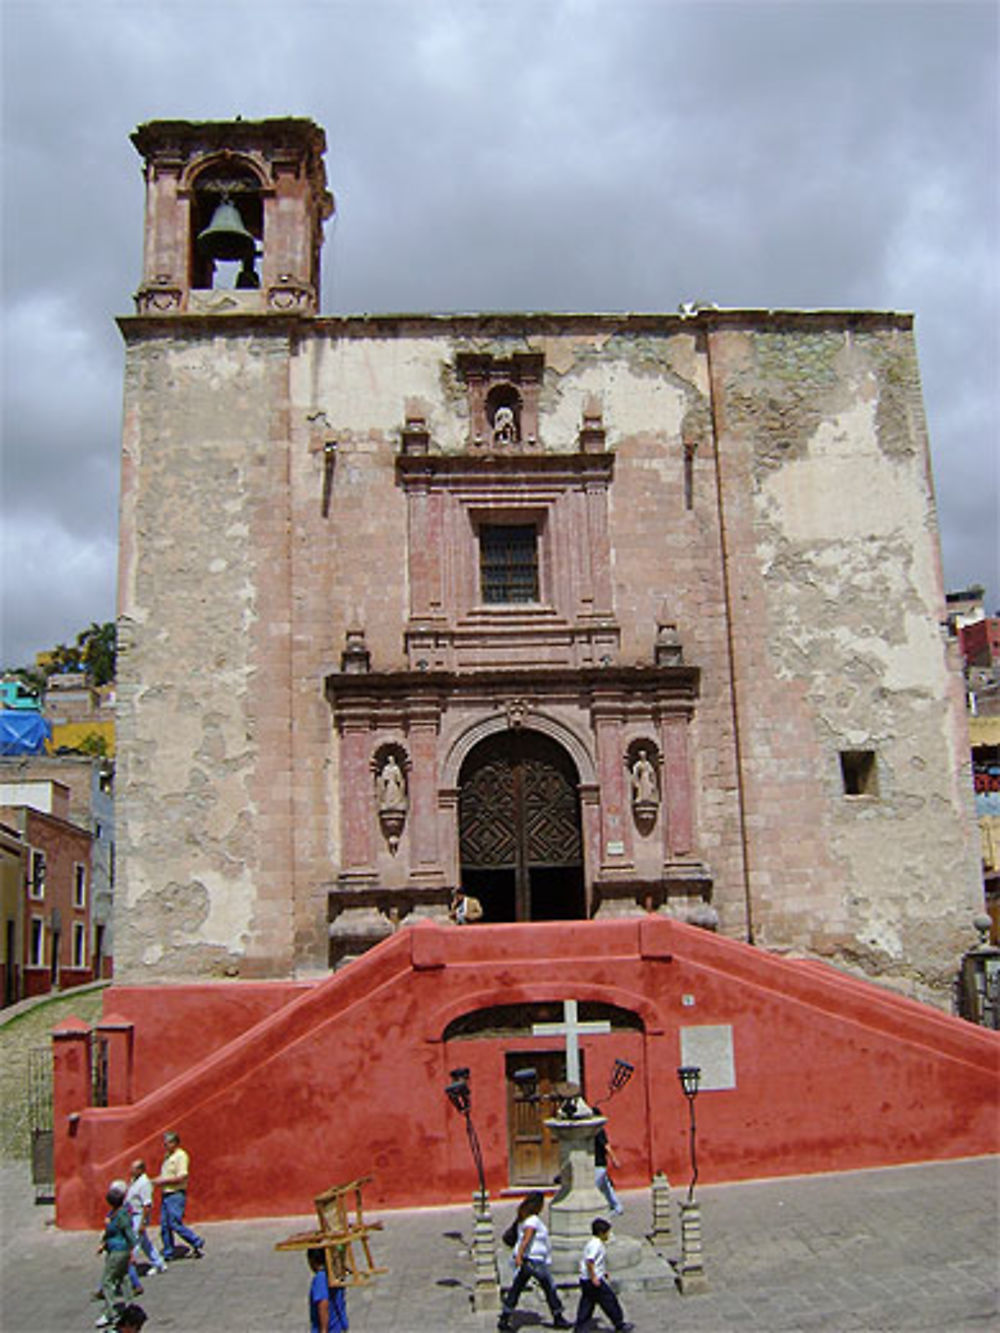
(196, 199), (257, 263)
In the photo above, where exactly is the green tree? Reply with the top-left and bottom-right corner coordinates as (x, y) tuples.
(77, 622), (116, 686)
(3, 621), (116, 687)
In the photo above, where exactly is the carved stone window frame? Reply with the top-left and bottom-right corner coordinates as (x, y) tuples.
(397, 451), (618, 671)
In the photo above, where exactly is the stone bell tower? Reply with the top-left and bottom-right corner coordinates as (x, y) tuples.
(116, 118), (336, 982)
(130, 118), (333, 315)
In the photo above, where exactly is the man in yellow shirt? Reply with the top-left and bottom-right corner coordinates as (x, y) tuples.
(152, 1131), (205, 1261)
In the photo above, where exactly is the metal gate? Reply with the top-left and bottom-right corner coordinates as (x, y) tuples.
(27, 1046), (54, 1204)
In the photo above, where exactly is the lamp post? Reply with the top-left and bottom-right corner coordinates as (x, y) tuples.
(444, 1067), (486, 1207)
(675, 1064), (707, 1293)
(444, 1067), (499, 1311)
(677, 1064), (701, 1202)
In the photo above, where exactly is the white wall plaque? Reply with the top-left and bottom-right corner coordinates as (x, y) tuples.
(680, 1024), (736, 1091)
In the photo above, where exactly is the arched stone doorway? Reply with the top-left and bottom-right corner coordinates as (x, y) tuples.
(459, 729), (585, 922)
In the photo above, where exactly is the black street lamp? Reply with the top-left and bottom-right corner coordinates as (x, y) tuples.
(445, 1066), (487, 1208)
(677, 1064), (701, 1202)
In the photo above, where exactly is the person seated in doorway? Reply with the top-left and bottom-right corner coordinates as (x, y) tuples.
(449, 887), (483, 924)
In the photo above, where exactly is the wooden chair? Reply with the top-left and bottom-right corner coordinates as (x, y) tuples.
(275, 1176), (386, 1288)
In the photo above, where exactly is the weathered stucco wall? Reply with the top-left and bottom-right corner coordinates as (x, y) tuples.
(707, 317), (981, 1000)
(116, 323), (298, 979)
(115, 310), (981, 1004)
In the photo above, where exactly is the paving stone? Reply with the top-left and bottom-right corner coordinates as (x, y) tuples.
(1, 1157), (997, 1332)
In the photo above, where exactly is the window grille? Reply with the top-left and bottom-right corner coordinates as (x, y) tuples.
(480, 525), (539, 604)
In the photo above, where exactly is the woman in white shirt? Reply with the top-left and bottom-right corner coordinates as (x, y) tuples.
(497, 1191), (570, 1331)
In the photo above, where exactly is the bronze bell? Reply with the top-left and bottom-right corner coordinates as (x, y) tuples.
(196, 198), (257, 263)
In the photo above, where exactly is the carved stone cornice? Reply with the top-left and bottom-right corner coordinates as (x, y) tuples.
(325, 663), (700, 731)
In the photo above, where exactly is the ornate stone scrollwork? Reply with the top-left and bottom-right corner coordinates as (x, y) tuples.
(267, 278), (314, 311)
(373, 745), (409, 853)
(505, 698), (530, 730)
(134, 284), (183, 313)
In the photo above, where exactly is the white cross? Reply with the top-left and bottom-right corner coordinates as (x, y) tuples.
(532, 999), (611, 1087)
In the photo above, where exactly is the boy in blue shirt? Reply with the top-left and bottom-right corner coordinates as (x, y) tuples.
(307, 1248), (349, 1333)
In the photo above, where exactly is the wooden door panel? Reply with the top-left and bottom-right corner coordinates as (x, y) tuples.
(506, 1049), (585, 1186)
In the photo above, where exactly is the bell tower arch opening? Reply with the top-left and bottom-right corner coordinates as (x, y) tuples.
(458, 728), (585, 923)
(191, 162), (263, 292)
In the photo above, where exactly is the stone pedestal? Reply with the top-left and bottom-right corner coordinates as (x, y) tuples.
(545, 1110), (645, 1280)
(649, 1171), (674, 1249)
(676, 1198), (708, 1294)
(471, 1192), (501, 1312)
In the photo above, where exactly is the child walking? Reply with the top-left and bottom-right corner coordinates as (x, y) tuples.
(307, 1248), (349, 1333)
(572, 1218), (633, 1333)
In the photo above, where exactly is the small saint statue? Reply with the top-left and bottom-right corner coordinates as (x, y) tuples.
(378, 754), (407, 810)
(492, 404), (517, 447)
(630, 748), (659, 809)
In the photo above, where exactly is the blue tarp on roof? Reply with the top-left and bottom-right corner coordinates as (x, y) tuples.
(0, 711), (52, 755)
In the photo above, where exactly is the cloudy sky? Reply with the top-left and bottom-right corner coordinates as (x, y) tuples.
(2, 0), (997, 668)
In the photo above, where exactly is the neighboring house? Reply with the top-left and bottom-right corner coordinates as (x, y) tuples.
(970, 712), (1000, 942)
(0, 781), (93, 999)
(0, 820), (26, 1006)
(0, 757), (115, 981)
(948, 587), (1000, 943)
(43, 672), (116, 757)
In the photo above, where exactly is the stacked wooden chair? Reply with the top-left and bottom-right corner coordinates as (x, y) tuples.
(275, 1176), (386, 1288)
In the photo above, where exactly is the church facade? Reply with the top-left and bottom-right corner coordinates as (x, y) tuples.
(115, 117), (980, 1005)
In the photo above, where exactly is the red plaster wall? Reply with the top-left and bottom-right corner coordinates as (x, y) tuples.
(53, 919), (998, 1229)
(103, 981), (314, 1097)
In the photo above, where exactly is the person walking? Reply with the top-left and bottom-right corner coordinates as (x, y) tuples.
(95, 1182), (137, 1328)
(592, 1110), (624, 1215)
(306, 1248), (349, 1332)
(572, 1218), (632, 1333)
(497, 1191), (570, 1331)
(125, 1158), (167, 1289)
(152, 1131), (205, 1260)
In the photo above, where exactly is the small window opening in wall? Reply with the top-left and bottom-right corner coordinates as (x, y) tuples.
(73, 864), (86, 909)
(840, 750), (879, 797)
(683, 444), (696, 511)
(72, 922), (87, 970)
(481, 524), (539, 603)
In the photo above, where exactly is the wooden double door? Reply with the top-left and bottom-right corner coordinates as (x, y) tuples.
(506, 1050), (583, 1186)
(459, 730), (585, 923)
